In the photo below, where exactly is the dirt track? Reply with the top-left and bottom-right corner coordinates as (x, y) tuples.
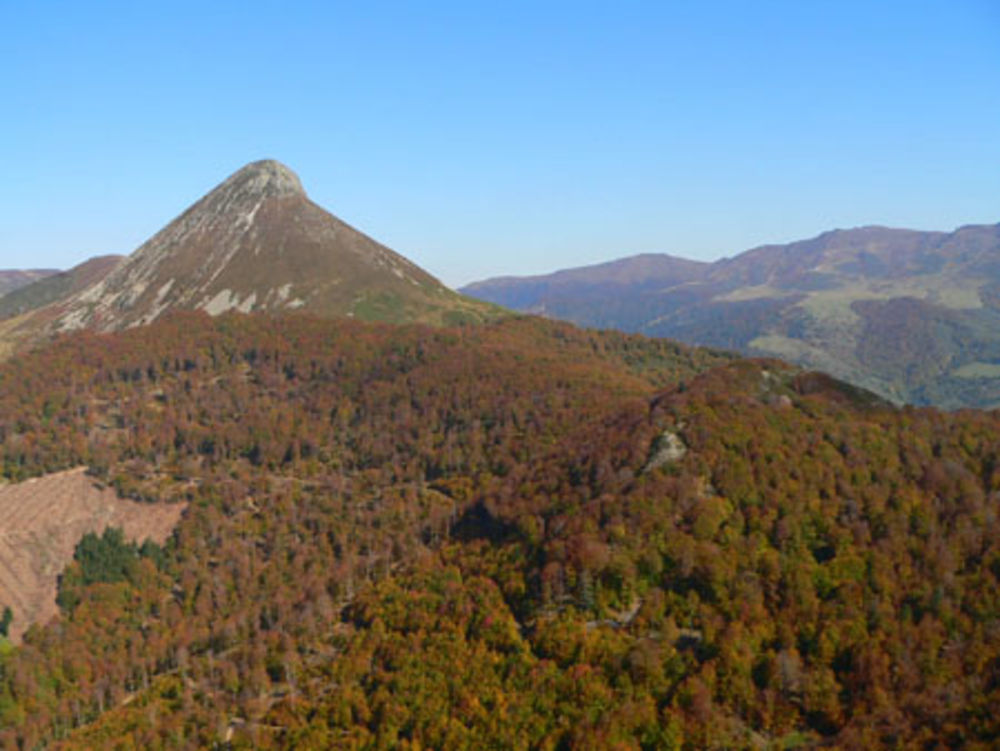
(0, 468), (185, 642)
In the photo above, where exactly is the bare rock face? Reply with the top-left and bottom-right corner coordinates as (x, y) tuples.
(222, 158), (305, 199)
(46, 159), (489, 334)
(643, 430), (688, 473)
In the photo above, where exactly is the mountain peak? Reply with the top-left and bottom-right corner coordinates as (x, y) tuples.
(218, 159), (305, 200)
(22, 159), (495, 336)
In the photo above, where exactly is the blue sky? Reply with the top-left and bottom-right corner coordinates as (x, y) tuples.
(2, 1), (999, 286)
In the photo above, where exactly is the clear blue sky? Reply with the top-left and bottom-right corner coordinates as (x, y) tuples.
(2, 1), (999, 286)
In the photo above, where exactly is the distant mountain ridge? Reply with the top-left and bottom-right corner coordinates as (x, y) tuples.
(464, 254), (708, 313)
(0, 269), (58, 297)
(462, 222), (1000, 408)
(0, 160), (495, 356)
(0, 255), (123, 321)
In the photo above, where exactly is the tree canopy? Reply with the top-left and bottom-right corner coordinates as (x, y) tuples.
(0, 311), (995, 749)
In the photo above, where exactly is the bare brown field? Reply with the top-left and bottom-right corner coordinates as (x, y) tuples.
(0, 467), (185, 642)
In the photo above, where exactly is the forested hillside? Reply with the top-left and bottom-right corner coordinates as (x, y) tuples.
(0, 312), (997, 749)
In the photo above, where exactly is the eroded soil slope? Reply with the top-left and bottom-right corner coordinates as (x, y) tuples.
(0, 468), (184, 642)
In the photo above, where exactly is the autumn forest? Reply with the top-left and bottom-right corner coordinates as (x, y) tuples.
(0, 312), (997, 749)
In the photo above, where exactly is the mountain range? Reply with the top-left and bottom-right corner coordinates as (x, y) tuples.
(462, 223), (1000, 408)
(11, 161), (998, 412)
(0, 160), (495, 357)
(0, 162), (999, 747)
(0, 269), (58, 297)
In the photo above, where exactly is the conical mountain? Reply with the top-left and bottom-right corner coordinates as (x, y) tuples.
(52, 160), (492, 333)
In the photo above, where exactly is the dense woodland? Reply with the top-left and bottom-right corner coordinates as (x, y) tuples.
(0, 311), (998, 749)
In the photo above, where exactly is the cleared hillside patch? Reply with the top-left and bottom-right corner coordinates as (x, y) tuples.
(0, 468), (184, 642)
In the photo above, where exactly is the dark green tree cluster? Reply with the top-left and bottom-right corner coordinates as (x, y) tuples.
(0, 607), (11, 639)
(56, 527), (163, 612)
